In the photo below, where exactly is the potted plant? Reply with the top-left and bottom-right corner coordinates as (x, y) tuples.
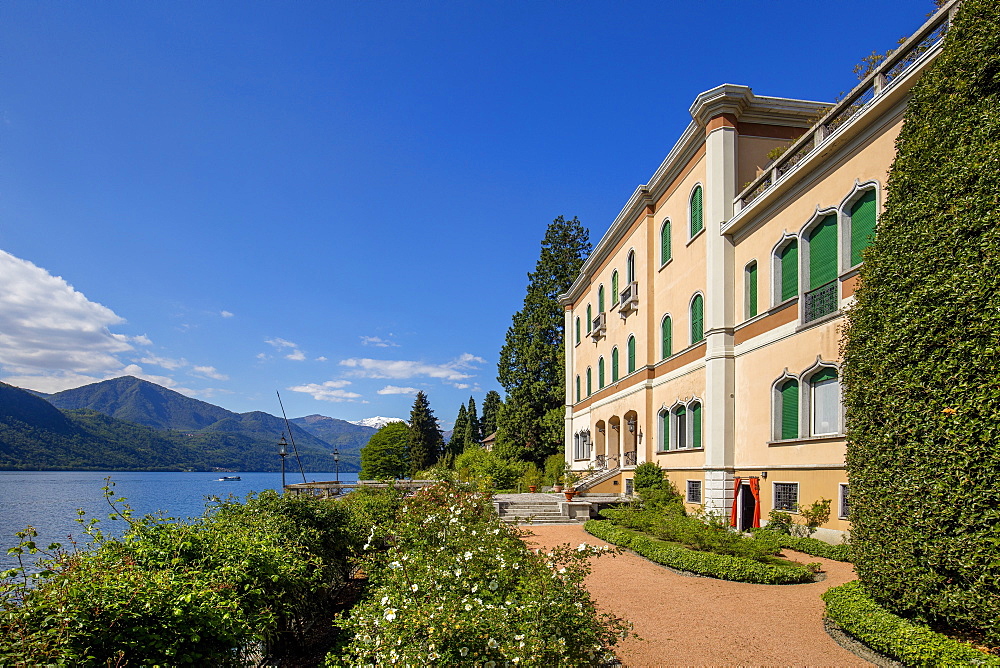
(522, 464), (543, 494)
(563, 467), (580, 501)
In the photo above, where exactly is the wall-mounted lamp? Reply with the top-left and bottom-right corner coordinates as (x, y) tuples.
(760, 471), (768, 479)
(598, 426), (605, 433)
(626, 417), (636, 433)
(637, 428), (643, 444)
(611, 423), (620, 431)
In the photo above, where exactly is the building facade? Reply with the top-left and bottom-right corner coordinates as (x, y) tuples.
(560, 5), (956, 540)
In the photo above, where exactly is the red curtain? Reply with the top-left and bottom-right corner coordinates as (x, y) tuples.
(749, 477), (761, 528)
(729, 477), (742, 527)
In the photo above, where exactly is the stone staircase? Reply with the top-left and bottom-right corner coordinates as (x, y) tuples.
(493, 494), (593, 524)
(573, 466), (620, 492)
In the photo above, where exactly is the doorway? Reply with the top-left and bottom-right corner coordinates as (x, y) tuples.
(739, 483), (757, 532)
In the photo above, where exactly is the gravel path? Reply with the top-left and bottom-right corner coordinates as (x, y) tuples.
(523, 524), (872, 667)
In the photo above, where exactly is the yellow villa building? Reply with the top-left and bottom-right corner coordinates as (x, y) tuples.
(559, 4), (957, 540)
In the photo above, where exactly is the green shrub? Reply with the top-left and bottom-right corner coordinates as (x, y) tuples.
(329, 482), (633, 666)
(823, 582), (1000, 666)
(454, 447), (525, 490)
(841, 0), (1000, 644)
(585, 520), (812, 584)
(751, 528), (852, 562)
(632, 461), (663, 490)
(543, 453), (565, 486)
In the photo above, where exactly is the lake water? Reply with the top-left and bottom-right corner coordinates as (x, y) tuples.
(0, 470), (357, 572)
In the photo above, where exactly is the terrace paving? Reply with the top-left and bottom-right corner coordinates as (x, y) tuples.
(523, 523), (873, 667)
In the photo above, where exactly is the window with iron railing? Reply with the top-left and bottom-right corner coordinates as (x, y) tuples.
(804, 281), (838, 322)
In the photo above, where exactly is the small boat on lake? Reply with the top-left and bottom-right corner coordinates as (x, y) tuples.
(216, 475), (241, 481)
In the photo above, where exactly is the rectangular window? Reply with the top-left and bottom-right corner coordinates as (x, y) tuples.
(839, 483), (849, 519)
(691, 402), (702, 449)
(674, 407), (687, 450)
(812, 372), (840, 436)
(746, 262), (758, 318)
(659, 411), (669, 452)
(686, 480), (702, 504)
(773, 482), (799, 512)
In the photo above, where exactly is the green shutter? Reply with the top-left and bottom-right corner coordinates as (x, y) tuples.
(598, 358), (605, 389)
(661, 316), (672, 359)
(576, 376), (580, 403)
(691, 402), (702, 449)
(612, 348), (619, 381)
(850, 190), (877, 266)
(611, 271), (619, 305)
(627, 336), (636, 373)
(575, 317), (580, 345)
(661, 221), (671, 264)
(747, 262), (758, 318)
(780, 241), (798, 301)
(808, 215), (838, 289)
(780, 379), (799, 440)
(811, 367), (838, 384)
(587, 368), (592, 396)
(586, 305), (592, 332)
(691, 295), (704, 343)
(691, 186), (703, 236)
(660, 411), (669, 451)
(598, 286), (605, 314)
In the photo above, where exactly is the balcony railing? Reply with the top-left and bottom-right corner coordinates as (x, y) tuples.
(734, 1), (955, 213)
(618, 281), (639, 317)
(622, 451), (637, 467)
(594, 454), (608, 470)
(590, 312), (607, 340)
(804, 281), (838, 323)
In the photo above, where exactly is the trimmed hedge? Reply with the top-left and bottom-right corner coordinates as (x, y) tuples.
(751, 529), (852, 562)
(823, 582), (1000, 667)
(584, 520), (813, 584)
(841, 0), (1000, 645)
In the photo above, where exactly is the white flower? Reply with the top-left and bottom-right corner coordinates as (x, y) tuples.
(471, 584), (479, 593)
(488, 580), (499, 591)
(465, 603), (473, 611)
(487, 638), (499, 649)
(514, 634), (524, 641)
(459, 647), (469, 657)
(454, 569), (462, 577)
(381, 596), (390, 605)
(558, 567), (567, 573)
(384, 608), (397, 621)
(411, 584), (419, 592)
(464, 551), (472, 560)
(389, 561), (402, 570)
(577, 542), (588, 551)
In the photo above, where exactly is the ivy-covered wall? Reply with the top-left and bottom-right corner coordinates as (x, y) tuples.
(842, 0), (1000, 645)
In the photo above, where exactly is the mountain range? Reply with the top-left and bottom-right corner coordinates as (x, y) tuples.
(0, 376), (399, 472)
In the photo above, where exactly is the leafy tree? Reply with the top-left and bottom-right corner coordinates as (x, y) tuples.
(480, 390), (502, 437)
(444, 404), (468, 468)
(360, 421), (411, 480)
(841, 0), (1000, 645)
(495, 216), (591, 464)
(407, 391), (443, 474)
(465, 396), (481, 449)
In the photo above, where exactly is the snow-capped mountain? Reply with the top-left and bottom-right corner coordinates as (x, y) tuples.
(349, 416), (407, 429)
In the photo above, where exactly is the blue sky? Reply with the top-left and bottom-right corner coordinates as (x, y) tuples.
(0, 0), (932, 426)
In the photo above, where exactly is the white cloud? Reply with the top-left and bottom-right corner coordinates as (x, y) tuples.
(315, 356), (328, 362)
(0, 250), (136, 391)
(377, 385), (420, 395)
(220, 310), (234, 318)
(266, 337), (307, 361)
(339, 353), (486, 382)
(361, 335), (399, 348)
(256, 352), (268, 360)
(139, 354), (188, 370)
(191, 365), (229, 381)
(288, 380), (362, 402)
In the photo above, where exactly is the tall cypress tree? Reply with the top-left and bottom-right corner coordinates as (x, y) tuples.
(444, 403), (468, 467)
(495, 216), (591, 464)
(465, 396), (481, 449)
(842, 0), (1000, 643)
(480, 390), (502, 437)
(407, 391), (443, 473)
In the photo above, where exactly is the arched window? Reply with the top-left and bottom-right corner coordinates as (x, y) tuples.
(776, 378), (799, 440)
(598, 357), (605, 389)
(690, 294), (704, 343)
(805, 214), (838, 322)
(660, 220), (672, 265)
(661, 315), (672, 359)
(586, 367), (592, 396)
(775, 239), (798, 303)
(627, 335), (636, 373)
(611, 347), (620, 382)
(626, 250), (636, 283)
(745, 261), (758, 319)
(658, 408), (669, 452)
(598, 285), (605, 314)
(690, 401), (702, 449)
(848, 189), (877, 267)
(575, 317), (581, 345)
(809, 367), (840, 436)
(611, 270), (619, 306)
(690, 185), (704, 237)
(575, 375), (581, 403)
(586, 304), (593, 332)
(673, 405), (687, 450)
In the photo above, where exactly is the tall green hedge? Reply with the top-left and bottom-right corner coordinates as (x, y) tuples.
(841, 0), (1000, 646)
